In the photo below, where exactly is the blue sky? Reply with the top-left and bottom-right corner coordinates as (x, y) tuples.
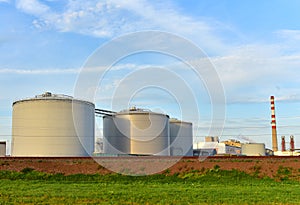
(1, 0), (300, 150)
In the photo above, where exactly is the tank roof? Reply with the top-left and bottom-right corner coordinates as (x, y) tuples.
(119, 106), (151, 113)
(116, 106), (169, 117)
(35, 92), (73, 99)
(169, 118), (192, 124)
(13, 92), (94, 106)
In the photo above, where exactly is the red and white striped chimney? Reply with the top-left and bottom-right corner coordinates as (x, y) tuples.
(270, 96), (278, 152)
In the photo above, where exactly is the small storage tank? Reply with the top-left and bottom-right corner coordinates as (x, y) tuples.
(169, 119), (193, 156)
(0, 141), (6, 156)
(241, 143), (266, 156)
(11, 92), (94, 156)
(103, 107), (170, 156)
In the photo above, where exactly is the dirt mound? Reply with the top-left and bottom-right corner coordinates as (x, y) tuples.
(1, 156), (299, 179)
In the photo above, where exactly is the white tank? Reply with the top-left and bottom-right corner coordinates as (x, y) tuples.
(241, 143), (266, 156)
(169, 119), (193, 156)
(11, 92), (94, 156)
(0, 141), (6, 156)
(103, 107), (170, 156)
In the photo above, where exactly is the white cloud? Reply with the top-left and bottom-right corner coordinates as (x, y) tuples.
(55, 0), (212, 38)
(0, 64), (143, 76)
(276, 29), (300, 41)
(0, 68), (78, 74)
(0, 0), (10, 3)
(16, 0), (50, 16)
(14, 0), (229, 53)
(210, 43), (300, 103)
(11, 1), (300, 105)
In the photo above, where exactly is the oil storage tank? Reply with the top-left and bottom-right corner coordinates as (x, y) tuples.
(103, 107), (170, 156)
(169, 119), (193, 156)
(103, 115), (130, 155)
(241, 143), (266, 156)
(11, 92), (94, 156)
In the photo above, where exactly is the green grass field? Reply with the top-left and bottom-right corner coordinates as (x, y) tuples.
(0, 168), (299, 204)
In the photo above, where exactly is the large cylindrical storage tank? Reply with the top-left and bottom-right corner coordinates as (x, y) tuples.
(127, 110), (169, 156)
(11, 92), (94, 156)
(241, 143), (266, 156)
(169, 119), (193, 156)
(103, 115), (130, 155)
(103, 108), (170, 156)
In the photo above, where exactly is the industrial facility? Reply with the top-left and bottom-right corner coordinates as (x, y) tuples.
(192, 95), (300, 157)
(193, 137), (242, 156)
(274, 135), (298, 156)
(8, 92), (193, 157)
(0, 92), (298, 157)
(269, 96), (300, 156)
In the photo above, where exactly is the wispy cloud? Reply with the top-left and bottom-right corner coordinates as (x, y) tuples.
(11, 1), (300, 105)
(276, 29), (300, 41)
(0, 68), (78, 74)
(0, 64), (148, 75)
(275, 94), (300, 102)
(14, 0), (229, 53)
(15, 0), (209, 36)
(0, 0), (10, 3)
(16, 0), (50, 15)
(211, 43), (300, 103)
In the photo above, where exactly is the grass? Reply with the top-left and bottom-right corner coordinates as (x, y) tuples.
(0, 168), (300, 204)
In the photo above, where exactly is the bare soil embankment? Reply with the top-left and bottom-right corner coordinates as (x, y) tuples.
(0, 156), (299, 180)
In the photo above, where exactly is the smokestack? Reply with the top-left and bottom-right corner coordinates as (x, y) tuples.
(281, 136), (286, 151)
(270, 96), (278, 152)
(290, 135), (295, 152)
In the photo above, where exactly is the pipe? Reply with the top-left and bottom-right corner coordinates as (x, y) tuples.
(270, 96), (278, 152)
(95, 109), (116, 114)
(95, 108), (116, 116)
